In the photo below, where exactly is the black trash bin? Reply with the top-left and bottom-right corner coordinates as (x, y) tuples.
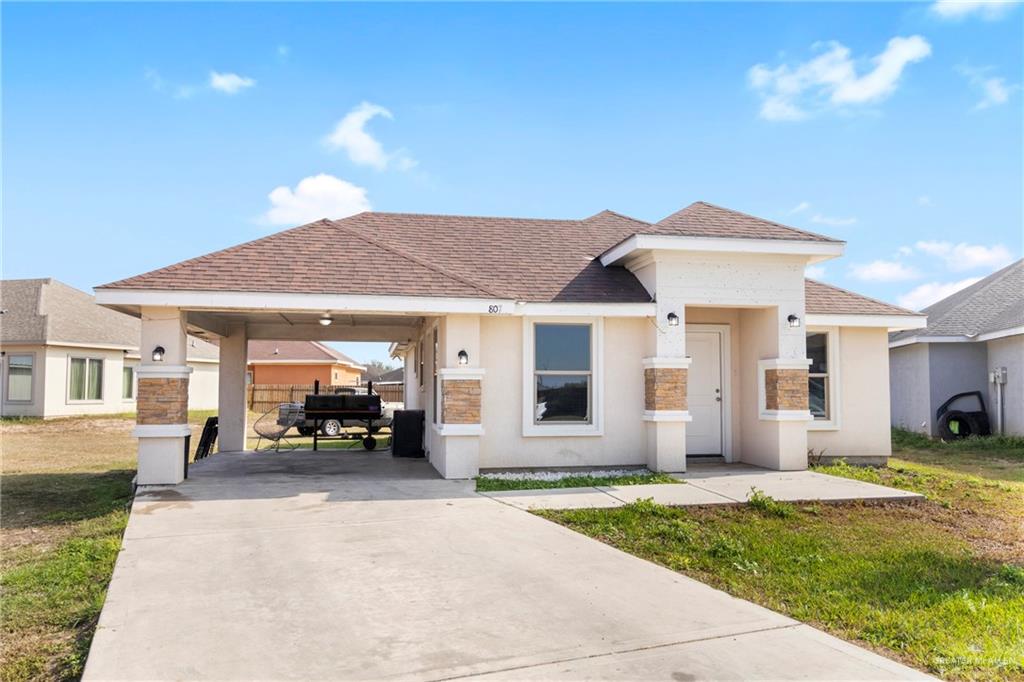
(392, 410), (425, 458)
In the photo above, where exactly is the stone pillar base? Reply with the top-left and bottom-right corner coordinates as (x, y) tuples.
(133, 424), (189, 484)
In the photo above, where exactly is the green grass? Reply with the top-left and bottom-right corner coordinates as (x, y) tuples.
(475, 470), (679, 492)
(541, 498), (1024, 680)
(891, 427), (1024, 454)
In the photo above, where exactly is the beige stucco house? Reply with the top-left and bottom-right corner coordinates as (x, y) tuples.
(1, 279), (220, 418)
(95, 202), (925, 484)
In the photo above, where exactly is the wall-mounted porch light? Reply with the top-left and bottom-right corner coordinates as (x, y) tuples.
(152, 346), (165, 362)
(318, 314), (333, 326)
(666, 312), (680, 327)
(787, 314), (801, 328)
(458, 349), (469, 365)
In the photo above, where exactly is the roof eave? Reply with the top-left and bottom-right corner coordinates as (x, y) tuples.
(599, 234), (846, 267)
(807, 312), (927, 332)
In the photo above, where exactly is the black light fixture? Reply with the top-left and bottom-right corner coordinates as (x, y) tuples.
(787, 314), (801, 328)
(152, 346), (165, 362)
(458, 349), (469, 365)
(666, 312), (680, 327)
(318, 314), (333, 326)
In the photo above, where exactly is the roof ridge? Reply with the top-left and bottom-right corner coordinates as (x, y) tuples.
(97, 219), (333, 289)
(922, 258), (1022, 314)
(673, 201), (845, 244)
(584, 209), (653, 227)
(921, 259), (1023, 331)
(806, 277), (916, 315)
(328, 218), (506, 298)
(365, 210), (580, 224)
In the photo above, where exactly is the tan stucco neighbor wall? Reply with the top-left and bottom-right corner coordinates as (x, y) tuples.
(808, 327), (892, 461)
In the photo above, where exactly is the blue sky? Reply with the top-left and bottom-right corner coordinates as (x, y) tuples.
(4, 2), (1022, 365)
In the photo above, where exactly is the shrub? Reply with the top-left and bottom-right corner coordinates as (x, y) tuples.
(747, 488), (795, 518)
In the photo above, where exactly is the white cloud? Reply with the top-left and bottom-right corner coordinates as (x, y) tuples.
(930, 0), (1020, 20)
(810, 213), (857, 227)
(806, 265), (827, 279)
(277, 45), (290, 58)
(262, 174), (371, 225)
(957, 65), (1018, 110)
(897, 245), (914, 256)
(209, 71), (256, 94)
(898, 278), (982, 310)
(748, 36), (931, 121)
(850, 260), (920, 282)
(323, 101), (416, 171)
(789, 201), (811, 214)
(917, 195), (932, 206)
(915, 240), (1014, 271)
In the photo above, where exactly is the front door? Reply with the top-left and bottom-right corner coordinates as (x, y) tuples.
(686, 330), (723, 455)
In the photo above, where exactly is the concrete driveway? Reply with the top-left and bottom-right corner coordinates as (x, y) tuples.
(84, 451), (930, 681)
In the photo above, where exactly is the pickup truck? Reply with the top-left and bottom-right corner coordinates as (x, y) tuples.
(277, 386), (396, 436)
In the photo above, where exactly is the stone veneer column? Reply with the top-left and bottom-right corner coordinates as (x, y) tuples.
(642, 357), (692, 473)
(434, 367), (485, 478)
(756, 357), (813, 471)
(133, 307), (191, 485)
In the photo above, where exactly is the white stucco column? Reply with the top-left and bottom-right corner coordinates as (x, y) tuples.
(430, 314), (483, 479)
(218, 323), (249, 452)
(643, 301), (690, 472)
(133, 306), (191, 485)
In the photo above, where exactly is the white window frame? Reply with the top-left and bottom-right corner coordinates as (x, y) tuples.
(5, 352), (36, 403)
(122, 363), (137, 402)
(807, 326), (841, 431)
(522, 317), (604, 437)
(67, 355), (105, 403)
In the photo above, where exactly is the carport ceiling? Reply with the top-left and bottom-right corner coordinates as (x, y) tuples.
(185, 310), (424, 342)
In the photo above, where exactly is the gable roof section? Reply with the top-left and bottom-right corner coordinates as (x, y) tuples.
(248, 340), (364, 368)
(891, 259), (1023, 342)
(1, 278), (219, 359)
(651, 202), (841, 243)
(805, 279), (915, 316)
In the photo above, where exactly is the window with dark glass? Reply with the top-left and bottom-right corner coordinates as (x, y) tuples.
(69, 357), (103, 401)
(7, 355), (33, 402)
(807, 332), (829, 419)
(534, 324), (591, 423)
(122, 366), (135, 400)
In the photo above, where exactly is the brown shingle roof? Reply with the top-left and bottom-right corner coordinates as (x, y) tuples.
(805, 279), (916, 316)
(652, 202), (842, 243)
(247, 340), (364, 366)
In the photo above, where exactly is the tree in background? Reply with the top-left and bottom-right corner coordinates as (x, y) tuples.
(363, 359), (396, 382)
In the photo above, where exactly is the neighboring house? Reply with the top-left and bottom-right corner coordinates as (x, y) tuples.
(889, 259), (1023, 437)
(247, 340), (365, 385)
(0, 278), (219, 418)
(95, 201), (925, 485)
(375, 366), (404, 384)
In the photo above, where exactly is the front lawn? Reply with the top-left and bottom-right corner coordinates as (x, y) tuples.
(540, 434), (1024, 680)
(476, 469), (678, 492)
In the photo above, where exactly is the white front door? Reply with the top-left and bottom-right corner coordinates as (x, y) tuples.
(686, 330), (723, 455)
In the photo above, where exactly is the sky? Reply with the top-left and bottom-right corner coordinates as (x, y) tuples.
(3, 2), (1022, 365)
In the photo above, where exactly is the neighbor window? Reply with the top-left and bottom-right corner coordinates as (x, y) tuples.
(807, 332), (829, 420)
(69, 357), (103, 401)
(533, 323), (592, 424)
(122, 365), (135, 400)
(7, 354), (33, 402)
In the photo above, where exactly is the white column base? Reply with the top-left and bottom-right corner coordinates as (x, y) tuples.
(430, 433), (480, 479)
(646, 421), (687, 473)
(135, 425), (189, 485)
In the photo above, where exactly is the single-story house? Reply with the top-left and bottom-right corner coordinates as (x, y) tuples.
(375, 366), (405, 384)
(889, 259), (1022, 437)
(1, 278), (219, 418)
(247, 340), (365, 386)
(95, 201), (925, 484)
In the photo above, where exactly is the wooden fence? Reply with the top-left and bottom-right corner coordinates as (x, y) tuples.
(248, 383), (405, 414)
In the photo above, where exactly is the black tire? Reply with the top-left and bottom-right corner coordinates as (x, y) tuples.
(297, 426), (315, 437)
(321, 419), (342, 437)
(363, 436), (377, 451)
(938, 410), (974, 440)
(966, 411), (992, 437)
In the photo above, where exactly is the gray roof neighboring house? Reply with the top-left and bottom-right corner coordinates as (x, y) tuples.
(376, 367), (404, 383)
(890, 259), (1024, 344)
(0, 278), (219, 360)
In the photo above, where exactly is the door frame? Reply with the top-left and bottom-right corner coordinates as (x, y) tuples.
(685, 323), (733, 462)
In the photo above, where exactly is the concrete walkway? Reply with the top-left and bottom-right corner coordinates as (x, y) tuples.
(480, 463), (922, 510)
(85, 451), (930, 681)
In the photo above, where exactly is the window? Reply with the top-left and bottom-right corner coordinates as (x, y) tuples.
(534, 323), (592, 424)
(122, 366), (135, 400)
(807, 332), (829, 420)
(7, 354), (33, 402)
(69, 357), (103, 401)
